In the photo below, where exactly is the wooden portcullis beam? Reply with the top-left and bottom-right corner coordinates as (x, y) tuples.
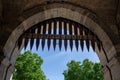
(24, 33), (97, 41)
(17, 17), (102, 52)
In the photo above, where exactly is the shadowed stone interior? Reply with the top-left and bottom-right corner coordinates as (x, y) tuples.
(0, 0), (120, 80)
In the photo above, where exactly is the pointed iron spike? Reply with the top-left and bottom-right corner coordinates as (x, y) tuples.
(52, 21), (57, 51)
(29, 27), (36, 50)
(77, 27), (81, 51)
(41, 39), (45, 51)
(69, 22), (73, 51)
(89, 31), (96, 52)
(70, 40), (73, 51)
(64, 40), (67, 51)
(47, 39), (51, 50)
(79, 25), (84, 51)
(24, 38), (29, 50)
(74, 24), (79, 51)
(59, 39), (62, 51)
(80, 39), (84, 51)
(41, 22), (47, 51)
(86, 39), (90, 52)
(36, 38), (40, 50)
(75, 40), (79, 51)
(59, 20), (62, 51)
(53, 39), (56, 51)
(47, 21), (52, 50)
(30, 38), (34, 50)
(91, 40), (95, 52)
(35, 25), (41, 50)
(63, 21), (68, 51)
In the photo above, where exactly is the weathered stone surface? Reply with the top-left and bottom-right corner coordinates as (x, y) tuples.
(0, 0), (120, 80)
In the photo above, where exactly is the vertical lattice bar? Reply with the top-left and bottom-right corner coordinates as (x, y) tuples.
(74, 23), (79, 51)
(36, 23), (41, 50)
(77, 27), (80, 35)
(53, 20), (57, 50)
(24, 37), (29, 50)
(21, 18), (102, 52)
(69, 21), (73, 51)
(84, 28), (90, 51)
(64, 20), (68, 51)
(80, 25), (84, 51)
(47, 21), (52, 50)
(24, 38), (29, 50)
(30, 27), (36, 50)
(59, 20), (62, 51)
(41, 23), (46, 50)
(24, 30), (29, 50)
(91, 32), (95, 51)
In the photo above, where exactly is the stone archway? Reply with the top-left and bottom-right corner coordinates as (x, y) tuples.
(0, 3), (120, 80)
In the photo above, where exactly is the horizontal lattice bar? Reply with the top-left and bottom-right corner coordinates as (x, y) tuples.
(24, 33), (97, 40)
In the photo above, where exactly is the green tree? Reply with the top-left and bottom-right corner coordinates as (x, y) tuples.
(63, 59), (103, 80)
(13, 51), (47, 80)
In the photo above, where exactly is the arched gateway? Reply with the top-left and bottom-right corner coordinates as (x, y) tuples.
(0, 1), (120, 80)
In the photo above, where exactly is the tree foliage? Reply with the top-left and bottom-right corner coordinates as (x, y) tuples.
(13, 51), (47, 80)
(63, 59), (103, 80)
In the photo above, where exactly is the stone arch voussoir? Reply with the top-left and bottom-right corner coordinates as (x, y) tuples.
(2, 3), (118, 80)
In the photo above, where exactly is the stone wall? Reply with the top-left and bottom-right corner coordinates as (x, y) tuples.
(0, 0), (120, 80)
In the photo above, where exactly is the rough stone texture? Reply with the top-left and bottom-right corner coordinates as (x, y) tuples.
(117, 0), (120, 39)
(102, 66), (112, 80)
(108, 57), (120, 80)
(0, 0), (120, 80)
(0, 64), (6, 80)
(0, 0), (119, 52)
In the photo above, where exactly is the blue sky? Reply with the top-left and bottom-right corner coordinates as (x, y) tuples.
(21, 39), (100, 80)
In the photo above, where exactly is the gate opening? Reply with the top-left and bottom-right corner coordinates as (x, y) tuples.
(14, 17), (103, 80)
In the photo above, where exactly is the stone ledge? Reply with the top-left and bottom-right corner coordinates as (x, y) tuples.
(102, 53), (120, 73)
(8, 65), (15, 73)
(103, 53), (120, 71)
(1, 58), (10, 67)
(102, 65), (109, 74)
(1, 57), (16, 73)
